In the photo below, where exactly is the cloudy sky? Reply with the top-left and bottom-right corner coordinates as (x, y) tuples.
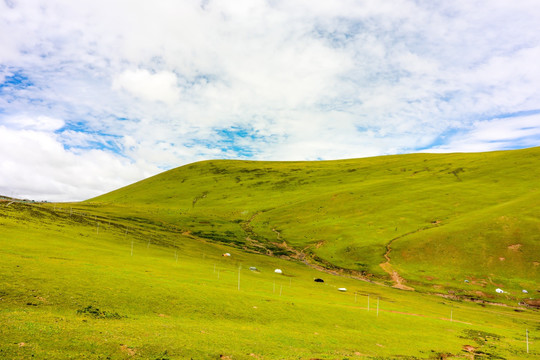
(1, 0), (540, 201)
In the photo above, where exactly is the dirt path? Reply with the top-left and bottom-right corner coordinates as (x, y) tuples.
(379, 237), (414, 291)
(379, 261), (414, 291)
(378, 223), (443, 290)
(378, 230), (428, 291)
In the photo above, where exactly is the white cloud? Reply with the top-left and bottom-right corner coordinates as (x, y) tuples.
(428, 114), (540, 153)
(0, 122), (158, 201)
(112, 69), (179, 104)
(0, 0), (539, 200)
(3, 115), (64, 131)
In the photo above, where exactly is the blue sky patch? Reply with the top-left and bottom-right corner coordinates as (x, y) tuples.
(494, 109), (540, 119)
(0, 70), (34, 91)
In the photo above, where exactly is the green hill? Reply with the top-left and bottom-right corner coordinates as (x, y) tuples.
(1, 147), (539, 359)
(90, 147), (540, 295)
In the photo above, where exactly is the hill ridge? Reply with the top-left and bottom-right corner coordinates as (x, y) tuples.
(88, 146), (540, 295)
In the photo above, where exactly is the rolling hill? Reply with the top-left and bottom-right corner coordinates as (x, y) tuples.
(89, 147), (540, 296)
(1, 147), (539, 359)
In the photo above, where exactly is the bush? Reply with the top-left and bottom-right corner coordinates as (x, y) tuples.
(76, 305), (125, 319)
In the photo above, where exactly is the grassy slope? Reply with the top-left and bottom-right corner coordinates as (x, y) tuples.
(1, 201), (538, 359)
(88, 147), (540, 297)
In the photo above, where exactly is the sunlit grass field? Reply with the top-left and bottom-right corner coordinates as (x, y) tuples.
(0, 202), (538, 359)
(1, 147), (539, 358)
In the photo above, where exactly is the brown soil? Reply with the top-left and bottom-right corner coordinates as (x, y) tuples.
(379, 262), (414, 291)
(468, 277), (488, 287)
(507, 243), (522, 251)
(315, 240), (326, 249)
(524, 299), (540, 308)
(379, 235), (414, 291)
(120, 344), (136, 356)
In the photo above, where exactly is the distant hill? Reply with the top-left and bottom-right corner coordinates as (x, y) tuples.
(90, 147), (540, 294)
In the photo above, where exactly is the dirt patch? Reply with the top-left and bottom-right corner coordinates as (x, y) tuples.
(523, 299), (540, 308)
(507, 243), (522, 251)
(276, 241), (288, 249)
(379, 262), (414, 291)
(468, 277), (488, 287)
(353, 352), (369, 357)
(315, 240), (326, 249)
(120, 344), (136, 356)
(462, 345), (476, 353)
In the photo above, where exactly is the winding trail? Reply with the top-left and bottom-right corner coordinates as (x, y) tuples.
(378, 224), (442, 290)
(379, 238), (415, 291)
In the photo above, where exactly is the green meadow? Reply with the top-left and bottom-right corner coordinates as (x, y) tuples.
(1, 147), (539, 359)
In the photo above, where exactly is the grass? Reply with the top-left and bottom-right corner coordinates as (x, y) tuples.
(1, 147), (539, 358)
(0, 196), (538, 358)
(85, 147), (540, 297)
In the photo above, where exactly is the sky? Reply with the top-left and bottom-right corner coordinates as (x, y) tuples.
(1, 0), (540, 201)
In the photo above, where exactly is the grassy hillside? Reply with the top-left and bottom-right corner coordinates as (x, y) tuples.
(1, 200), (538, 359)
(87, 147), (540, 297)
